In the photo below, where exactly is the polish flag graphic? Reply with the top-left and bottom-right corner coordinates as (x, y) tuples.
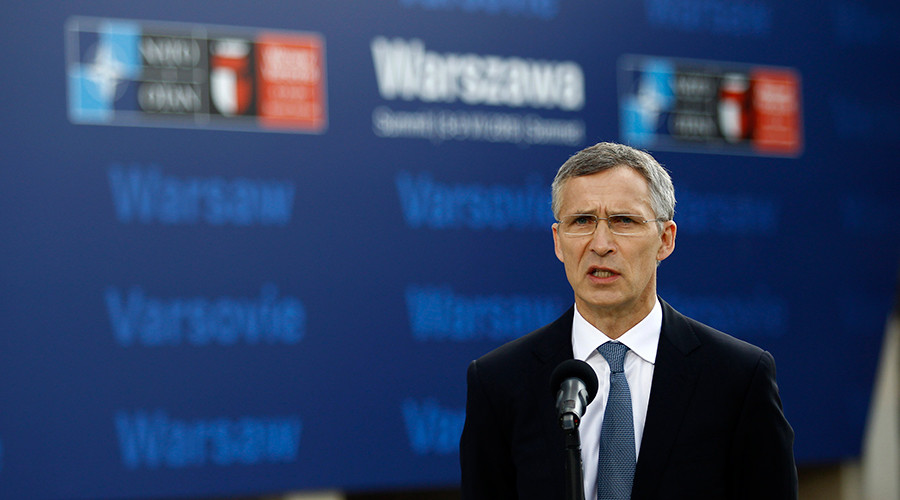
(210, 38), (253, 116)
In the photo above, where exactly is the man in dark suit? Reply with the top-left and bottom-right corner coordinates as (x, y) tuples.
(460, 142), (797, 499)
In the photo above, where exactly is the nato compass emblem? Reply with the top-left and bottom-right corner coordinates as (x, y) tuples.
(67, 19), (142, 123)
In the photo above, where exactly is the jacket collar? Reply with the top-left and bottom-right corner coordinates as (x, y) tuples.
(631, 298), (702, 497)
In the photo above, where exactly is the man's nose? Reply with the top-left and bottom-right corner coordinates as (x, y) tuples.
(589, 222), (616, 255)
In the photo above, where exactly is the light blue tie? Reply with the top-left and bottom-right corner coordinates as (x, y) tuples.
(597, 342), (635, 500)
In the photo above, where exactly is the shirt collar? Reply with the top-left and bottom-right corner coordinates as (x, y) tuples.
(572, 298), (661, 364)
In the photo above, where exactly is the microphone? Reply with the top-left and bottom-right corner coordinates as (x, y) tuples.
(550, 359), (599, 431)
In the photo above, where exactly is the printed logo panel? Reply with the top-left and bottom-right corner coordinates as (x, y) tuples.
(369, 36), (586, 146)
(618, 55), (802, 156)
(66, 17), (326, 133)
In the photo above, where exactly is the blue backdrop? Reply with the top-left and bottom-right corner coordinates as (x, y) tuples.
(1, 1), (899, 498)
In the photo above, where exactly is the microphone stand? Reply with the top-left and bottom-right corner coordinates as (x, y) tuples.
(560, 414), (585, 500)
(551, 361), (596, 500)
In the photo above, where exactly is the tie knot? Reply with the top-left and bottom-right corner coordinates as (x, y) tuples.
(597, 342), (629, 373)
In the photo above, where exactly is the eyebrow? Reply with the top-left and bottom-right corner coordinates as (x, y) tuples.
(568, 208), (646, 216)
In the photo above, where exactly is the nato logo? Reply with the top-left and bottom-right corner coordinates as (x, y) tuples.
(618, 54), (802, 156)
(66, 16), (328, 133)
(619, 58), (675, 148)
(67, 18), (142, 123)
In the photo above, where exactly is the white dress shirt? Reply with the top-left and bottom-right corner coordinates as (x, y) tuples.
(571, 298), (661, 498)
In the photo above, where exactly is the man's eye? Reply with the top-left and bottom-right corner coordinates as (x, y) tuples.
(609, 215), (637, 226)
(573, 216), (593, 225)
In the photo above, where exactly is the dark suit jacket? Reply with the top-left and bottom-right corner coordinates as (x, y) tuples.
(460, 299), (797, 499)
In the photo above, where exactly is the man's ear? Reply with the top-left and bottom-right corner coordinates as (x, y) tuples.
(657, 220), (676, 262)
(553, 223), (564, 263)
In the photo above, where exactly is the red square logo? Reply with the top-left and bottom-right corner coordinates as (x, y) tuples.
(752, 69), (802, 155)
(255, 33), (327, 132)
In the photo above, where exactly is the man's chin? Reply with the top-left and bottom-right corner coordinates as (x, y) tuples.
(576, 294), (627, 313)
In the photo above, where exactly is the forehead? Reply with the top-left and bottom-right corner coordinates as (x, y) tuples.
(559, 167), (652, 213)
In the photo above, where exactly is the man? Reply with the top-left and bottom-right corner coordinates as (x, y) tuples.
(460, 142), (797, 499)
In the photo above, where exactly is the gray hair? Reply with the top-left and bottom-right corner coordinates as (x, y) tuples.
(550, 142), (676, 222)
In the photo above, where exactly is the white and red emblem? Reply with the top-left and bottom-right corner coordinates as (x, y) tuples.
(210, 38), (253, 116)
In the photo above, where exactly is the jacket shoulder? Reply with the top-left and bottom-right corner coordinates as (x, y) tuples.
(661, 298), (769, 368)
(472, 307), (573, 374)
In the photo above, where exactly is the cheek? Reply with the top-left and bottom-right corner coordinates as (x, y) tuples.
(633, 244), (662, 273)
(558, 242), (585, 275)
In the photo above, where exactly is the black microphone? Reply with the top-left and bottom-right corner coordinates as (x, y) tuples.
(550, 359), (599, 431)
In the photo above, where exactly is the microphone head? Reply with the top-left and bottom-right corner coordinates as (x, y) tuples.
(550, 359), (599, 405)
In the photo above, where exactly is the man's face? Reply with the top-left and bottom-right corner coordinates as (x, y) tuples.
(552, 167), (676, 329)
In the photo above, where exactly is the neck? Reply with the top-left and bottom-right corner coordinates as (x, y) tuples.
(577, 296), (656, 339)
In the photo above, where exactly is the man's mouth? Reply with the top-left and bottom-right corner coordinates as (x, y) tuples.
(590, 268), (617, 278)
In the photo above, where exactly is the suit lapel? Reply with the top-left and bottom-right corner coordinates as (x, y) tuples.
(631, 300), (701, 498)
(529, 307), (576, 471)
